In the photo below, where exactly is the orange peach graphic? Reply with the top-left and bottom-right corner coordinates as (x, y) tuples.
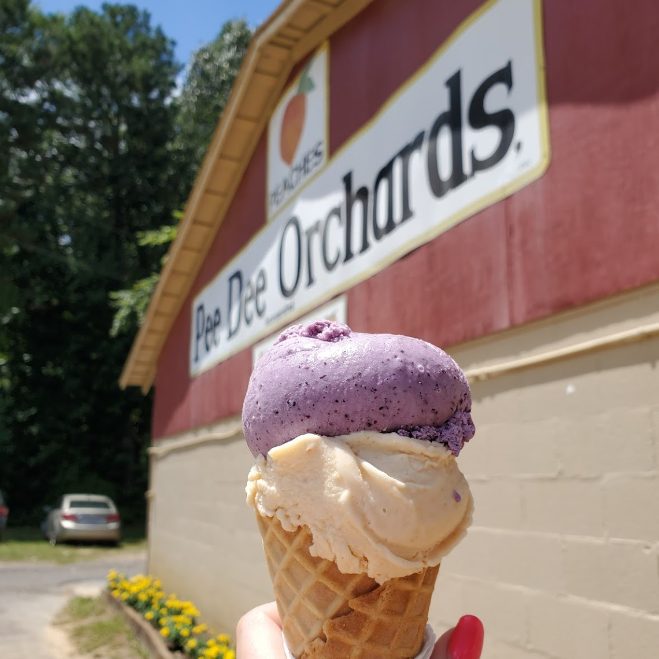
(279, 65), (314, 166)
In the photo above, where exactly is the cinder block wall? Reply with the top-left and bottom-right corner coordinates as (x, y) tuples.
(147, 430), (271, 633)
(440, 285), (659, 658)
(148, 285), (659, 657)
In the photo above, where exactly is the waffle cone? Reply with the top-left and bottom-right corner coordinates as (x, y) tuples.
(256, 513), (439, 658)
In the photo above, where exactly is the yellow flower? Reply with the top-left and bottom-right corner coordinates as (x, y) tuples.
(180, 628), (190, 638)
(160, 627), (170, 638)
(217, 634), (230, 644)
(145, 611), (154, 621)
(224, 650), (236, 659)
(160, 608), (168, 616)
(185, 639), (198, 651)
(120, 593), (129, 601)
(193, 623), (207, 634)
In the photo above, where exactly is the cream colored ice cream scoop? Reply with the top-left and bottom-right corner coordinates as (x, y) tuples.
(247, 431), (473, 583)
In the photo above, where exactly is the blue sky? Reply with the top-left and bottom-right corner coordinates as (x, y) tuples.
(35, 0), (279, 69)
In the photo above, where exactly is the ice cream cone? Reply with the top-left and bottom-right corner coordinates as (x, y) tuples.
(257, 513), (439, 659)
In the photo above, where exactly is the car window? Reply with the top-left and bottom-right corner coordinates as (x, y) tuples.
(69, 500), (111, 509)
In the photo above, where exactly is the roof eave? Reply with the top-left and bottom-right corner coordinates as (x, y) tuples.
(120, 0), (375, 392)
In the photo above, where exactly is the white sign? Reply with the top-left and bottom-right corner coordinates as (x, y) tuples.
(190, 0), (549, 376)
(267, 46), (328, 219)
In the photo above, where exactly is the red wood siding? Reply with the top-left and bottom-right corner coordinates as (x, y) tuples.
(152, 0), (659, 440)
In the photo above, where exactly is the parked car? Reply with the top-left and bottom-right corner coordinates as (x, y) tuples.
(42, 494), (121, 545)
(0, 490), (8, 541)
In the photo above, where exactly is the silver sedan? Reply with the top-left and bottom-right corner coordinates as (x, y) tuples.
(43, 494), (121, 545)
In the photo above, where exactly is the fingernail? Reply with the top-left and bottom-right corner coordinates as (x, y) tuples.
(447, 615), (484, 659)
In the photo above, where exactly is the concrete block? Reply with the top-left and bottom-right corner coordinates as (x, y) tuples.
(521, 479), (604, 537)
(610, 609), (659, 659)
(459, 579), (528, 645)
(652, 408), (659, 470)
(469, 479), (524, 529)
(527, 591), (609, 658)
(447, 529), (565, 593)
(485, 639), (549, 659)
(556, 407), (655, 477)
(428, 573), (464, 631)
(563, 537), (659, 613)
(602, 473), (659, 541)
(461, 418), (561, 478)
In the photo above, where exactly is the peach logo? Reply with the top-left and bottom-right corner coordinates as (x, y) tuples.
(267, 45), (327, 218)
(279, 65), (314, 166)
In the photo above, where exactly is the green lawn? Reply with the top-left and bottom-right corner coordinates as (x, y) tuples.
(56, 595), (149, 658)
(0, 526), (146, 564)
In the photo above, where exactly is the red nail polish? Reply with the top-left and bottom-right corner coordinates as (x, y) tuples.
(447, 615), (484, 659)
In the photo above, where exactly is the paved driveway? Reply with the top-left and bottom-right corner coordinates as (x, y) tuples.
(0, 552), (146, 659)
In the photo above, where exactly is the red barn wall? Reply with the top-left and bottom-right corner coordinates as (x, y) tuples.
(152, 0), (659, 440)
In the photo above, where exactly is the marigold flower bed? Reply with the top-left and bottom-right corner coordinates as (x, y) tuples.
(107, 570), (235, 659)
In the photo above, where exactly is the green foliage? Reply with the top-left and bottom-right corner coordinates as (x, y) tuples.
(175, 19), (252, 181)
(0, 1), (177, 524)
(0, 2), (251, 526)
(109, 273), (158, 337)
(107, 19), (253, 337)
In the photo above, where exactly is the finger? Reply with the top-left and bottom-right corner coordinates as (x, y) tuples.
(431, 615), (484, 659)
(236, 602), (286, 659)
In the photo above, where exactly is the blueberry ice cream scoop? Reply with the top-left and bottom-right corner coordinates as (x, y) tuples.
(242, 320), (475, 456)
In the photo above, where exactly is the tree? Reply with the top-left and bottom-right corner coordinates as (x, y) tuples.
(109, 220), (178, 337)
(175, 19), (252, 185)
(109, 19), (252, 338)
(0, 2), (183, 522)
(0, 0), (63, 512)
(1, 4), (252, 524)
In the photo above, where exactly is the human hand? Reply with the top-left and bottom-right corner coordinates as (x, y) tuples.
(236, 602), (484, 659)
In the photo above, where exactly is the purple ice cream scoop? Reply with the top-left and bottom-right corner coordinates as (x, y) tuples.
(242, 320), (475, 456)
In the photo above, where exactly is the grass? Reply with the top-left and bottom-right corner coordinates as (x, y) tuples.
(0, 526), (146, 564)
(60, 595), (108, 621)
(56, 595), (149, 658)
